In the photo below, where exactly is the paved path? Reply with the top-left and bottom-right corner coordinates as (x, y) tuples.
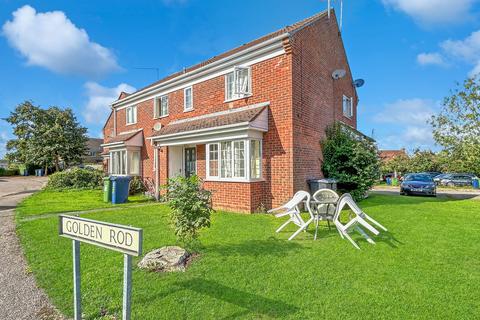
(0, 176), (63, 320)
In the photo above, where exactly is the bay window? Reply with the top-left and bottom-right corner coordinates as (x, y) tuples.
(110, 149), (141, 176)
(250, 140), (261, 179)
(207, 139), (262, 181)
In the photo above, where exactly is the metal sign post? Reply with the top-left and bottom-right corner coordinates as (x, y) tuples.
(59, 215), (142, 320)
(73, 240), (81, 320)
(123, 254), (132, 320)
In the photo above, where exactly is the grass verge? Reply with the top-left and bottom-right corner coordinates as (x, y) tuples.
(16, 189), (152, 219)
(16, 194), (480, 319)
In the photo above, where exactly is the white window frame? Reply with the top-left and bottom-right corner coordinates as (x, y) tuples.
(225, 66), (252, 102)
(206, 139), (262, 182)
(343, 95), (353, 118)
(109, 148), (141, 176)
(184, 86), (193, 111)
(154, 95), (169, 118)
(126, 106), (137, 125)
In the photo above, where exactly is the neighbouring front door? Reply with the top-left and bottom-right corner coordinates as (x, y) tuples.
(184, 147), (196, 177)
(168, 146), (183, 178)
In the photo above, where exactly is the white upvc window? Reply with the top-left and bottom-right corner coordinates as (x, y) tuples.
(110, 149), (141, 176)
(126, 106), (137, 124)
(250, 140), (262, 179)
(343, 95), (353, 118)
(207, 139), (262, 181)
(111, 150), (127, 175)
(154, 95), (169, 118)
(225, 66), (252, 101)
(184, 86), (193, 111)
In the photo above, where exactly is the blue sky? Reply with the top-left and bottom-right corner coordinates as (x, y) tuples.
(1, 0), (480, 158)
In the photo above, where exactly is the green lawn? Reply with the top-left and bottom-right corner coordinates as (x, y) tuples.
(16, 194), (480, 319)
(16, 189), (152, 219)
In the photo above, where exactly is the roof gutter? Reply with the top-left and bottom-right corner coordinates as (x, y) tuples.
(111, 32), (290, 108)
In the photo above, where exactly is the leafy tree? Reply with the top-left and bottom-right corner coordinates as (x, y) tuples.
(380, 154), (410, 176)
(5, 101), (88, 173)
(407, 149), (441, 173)
(321, 123), (380, 201)
(165, 175), (212, 247)
(430, 77), (480, 175)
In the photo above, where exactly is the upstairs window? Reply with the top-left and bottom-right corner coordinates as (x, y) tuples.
(343, 95), (353, 118)
(184, 86), (193, 111)
(225, 66), (252, 101)
(154, 95), (169, 118)
(126, 106), (137, 124)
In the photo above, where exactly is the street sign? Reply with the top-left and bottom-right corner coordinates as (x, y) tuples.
(59, 215), (142, 256)
(59, 215), (143, 320)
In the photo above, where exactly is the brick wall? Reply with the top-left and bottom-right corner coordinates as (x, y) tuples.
(102, 12), (356, 213)
(290, 13), (357, 193)
(105, 52), (294, 212)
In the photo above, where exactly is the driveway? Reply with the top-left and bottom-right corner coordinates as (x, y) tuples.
(0, 176), (63, 320)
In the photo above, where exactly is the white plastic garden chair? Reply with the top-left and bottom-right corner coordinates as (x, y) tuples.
(333, 193), (388, 249)
(268, 190), (315, 241)
(312, 188), (340, 233)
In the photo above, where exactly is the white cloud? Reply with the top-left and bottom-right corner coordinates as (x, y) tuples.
(0, 131), (10, 159)
(2, 5), (120, 77)
(374, 98), (436, 125)
(440, 30), (480, 76)
(83, 82), (135, 124)
(417, 52), (446, 66)
(424, 30), (480, 76)
(374, 98), (437, 150)
(382, 0), (476, 25)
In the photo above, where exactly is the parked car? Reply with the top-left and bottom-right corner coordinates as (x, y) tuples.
(439, 174), (477, 187)
(433, 173), (451, 185)
(419, 171), (442, 178)
(400, 173), (436, 196)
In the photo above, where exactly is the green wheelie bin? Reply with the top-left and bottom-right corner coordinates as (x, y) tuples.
(103, 176), (112, 202)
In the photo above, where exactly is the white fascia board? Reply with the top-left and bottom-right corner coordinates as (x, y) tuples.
(112, 36), (288, 110)
(147, 122), (249, 141)
(100, 141), (124, 147)
(155, 128), (265, 146)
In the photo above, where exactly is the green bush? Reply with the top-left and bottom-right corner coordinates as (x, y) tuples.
(46, 168), (104, 190)
(165, 175), (212, 247)
(129, 176), (146, 195)
(0, 168), (19, 176)
(321, 123), (380, 201)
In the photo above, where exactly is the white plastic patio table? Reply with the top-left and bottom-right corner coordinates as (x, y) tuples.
(304, 199), (337, 240)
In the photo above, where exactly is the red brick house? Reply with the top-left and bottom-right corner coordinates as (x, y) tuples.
(102, 10), (358, 213)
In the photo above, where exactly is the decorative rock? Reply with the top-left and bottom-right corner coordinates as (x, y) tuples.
(138, 246), (190, 272)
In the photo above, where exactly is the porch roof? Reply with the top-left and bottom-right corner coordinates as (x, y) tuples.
(101, 130), (144, 148)
(150, 102), (269, 146)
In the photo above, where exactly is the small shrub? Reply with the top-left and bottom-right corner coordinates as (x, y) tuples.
(165, 175), (212, 247)
(0, 168), (18, 176)
(321, 123), (380, 201)
(129, 176), (146, 195)
(46, 168), (104, 190)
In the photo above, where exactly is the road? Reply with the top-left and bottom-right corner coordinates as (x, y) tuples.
(371, 185), (480, 200)
(0, 176), (63, 320)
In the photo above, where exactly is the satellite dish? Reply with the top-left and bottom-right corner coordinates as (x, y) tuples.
(353, 79), (365, 88)
(332, 69), (346, 80)
(153, 122), (162, 131)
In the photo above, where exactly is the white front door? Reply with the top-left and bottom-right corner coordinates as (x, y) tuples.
(168, 146), (183, 178)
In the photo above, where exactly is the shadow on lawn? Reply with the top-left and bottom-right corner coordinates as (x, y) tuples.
(177, 278), (298, 318)
(207, 238), (302, 257)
